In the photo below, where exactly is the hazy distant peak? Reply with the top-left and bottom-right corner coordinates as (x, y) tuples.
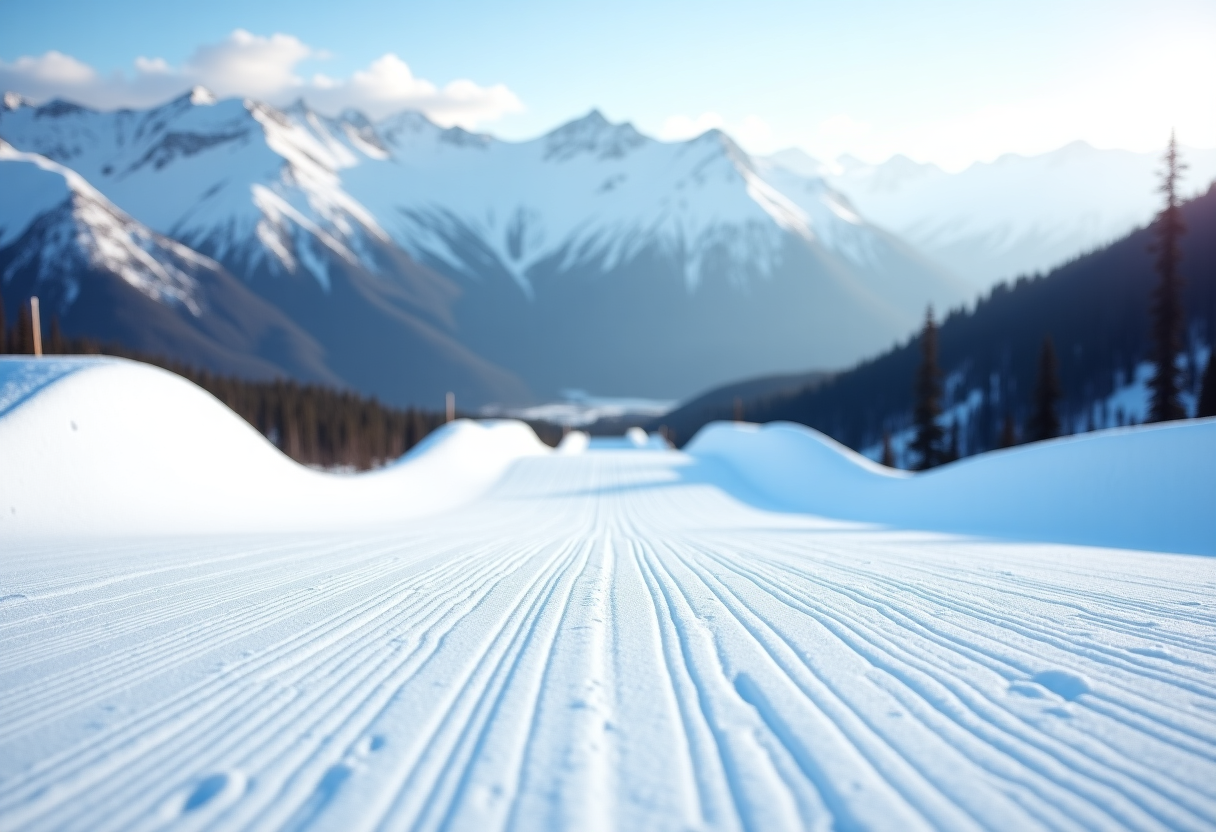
(3, 91), (31, 111)
(766, 147), (826, 178)
(190, 86), (217, 106)
(33, 98), (89, 118)
(543, 109), (647, 162)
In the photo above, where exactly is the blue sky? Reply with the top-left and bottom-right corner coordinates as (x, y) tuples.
(3, 0), (1214, 169)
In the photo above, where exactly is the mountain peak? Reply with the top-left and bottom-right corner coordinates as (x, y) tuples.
(766, 147), (826, 178)
(3, 91), (30, 111)
(33, 98), (89, 118)
(544, 109), (646, 162)
(190, 86), (217, 106)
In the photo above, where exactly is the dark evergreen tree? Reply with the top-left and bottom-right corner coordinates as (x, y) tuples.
(880, 431), (895, 468)
(1028, 335), (1062, 441)
(1147, 132), (1188, 422)
(1199, 352), (1216, 418)
(910, 307), (944, 470)
(943, 419), (960, 463)
(48, 316), (66, 354)
(998, 414), (1018, 448)
(12, 303), (33, 354)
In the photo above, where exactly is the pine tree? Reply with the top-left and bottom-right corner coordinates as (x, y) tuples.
(1028, 334), (1062, 442)
(943, 419), (960, 463)
(48, 316), (66, 354)
(1147, 132), (1187, 422)
(1199, 351), (1216, 418)
(998, 414), (1017, 448)
(12, 303), (32, 354)
(880, 431), (895, 467)
(910, 307), (944, 470)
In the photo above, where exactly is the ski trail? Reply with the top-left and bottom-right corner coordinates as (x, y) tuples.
(2, 450), (1215, 830)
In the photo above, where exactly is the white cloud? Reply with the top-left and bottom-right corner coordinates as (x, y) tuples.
(659, 111), (774, 153)
(0, 30), (522, 127)
(303, 54), (521, 127)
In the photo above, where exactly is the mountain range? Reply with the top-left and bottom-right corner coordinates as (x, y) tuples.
(775, 142), (1216, 289)
(2, 88), (1211, 407)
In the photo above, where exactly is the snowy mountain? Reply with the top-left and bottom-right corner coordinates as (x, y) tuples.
(0, 96), (531, 406)
(0, 140), (340, 382)
(0, 90), (964, 404)
(771, 142), (1216, 289)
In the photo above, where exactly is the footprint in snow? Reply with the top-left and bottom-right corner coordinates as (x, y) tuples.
(1033, 670), (1091, 700)
(1010, 670), (1091, 702)
(159, 770), (247, 819)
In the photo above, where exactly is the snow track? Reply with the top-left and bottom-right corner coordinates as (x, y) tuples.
(3, 450), (1216, 831)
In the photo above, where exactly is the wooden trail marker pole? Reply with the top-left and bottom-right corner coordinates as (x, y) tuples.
(446, 392), (455, 423)
(30, 296), (43, 357)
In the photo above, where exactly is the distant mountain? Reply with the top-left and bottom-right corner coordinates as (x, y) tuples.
(0, 94), (531, 407)
(0, 140), (337, 381)
(0, 90), (965, 404)
(771, 142), (1216, 290)
(14, 90), (1200, 408)
(655, 184), (1216, 459)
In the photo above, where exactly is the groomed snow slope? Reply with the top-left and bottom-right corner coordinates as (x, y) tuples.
(2, 359), (1216, 831)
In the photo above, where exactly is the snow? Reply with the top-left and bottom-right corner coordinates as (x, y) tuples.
(690, 419), (1216, 556)
(788, 142), (1216, 288)
(0, 143), (211, 314)
(2, 357), (1216, 830)
(484, 388), (675, 428)
(0, 357), (548, 537)
(0, 140), (74, 246)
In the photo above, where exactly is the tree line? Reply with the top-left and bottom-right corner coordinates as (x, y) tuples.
(901, 133), (1215, 469)
(0, 310), (452, 470)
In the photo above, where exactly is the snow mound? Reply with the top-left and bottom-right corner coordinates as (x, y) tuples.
(0, 357), (549, 537)
(687, 419), (1216, 555)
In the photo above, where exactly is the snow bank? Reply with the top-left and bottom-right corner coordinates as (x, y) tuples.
(556, 430), (590, 454)
(0, 357), (549, 537)
(687, 419), (1216, 555)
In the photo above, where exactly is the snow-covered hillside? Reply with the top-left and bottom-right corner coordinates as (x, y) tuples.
(0, 90), (394, 288)
(0, 142), (348, 383)
(772, 142), (1216, 288)
(2, 357), (1215, 830)
(691, 419), (1215, 556)
(0, 357), (546, 536)
(0, 140), (213, 313)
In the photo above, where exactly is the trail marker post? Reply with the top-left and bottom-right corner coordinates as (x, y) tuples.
(30, 296), (43, 357)
(446, 392), (455, 423)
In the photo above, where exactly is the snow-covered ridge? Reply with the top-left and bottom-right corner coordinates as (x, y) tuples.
(0, 91), (903, 297)
(0, 141), (211, 313)
(687, 419), (1216, 555)
(776, 142), (1216, 288)
(0, 357), (549, 536)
